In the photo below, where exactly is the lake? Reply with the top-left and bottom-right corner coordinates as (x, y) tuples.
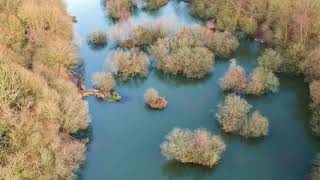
(65, 0), (319, 179)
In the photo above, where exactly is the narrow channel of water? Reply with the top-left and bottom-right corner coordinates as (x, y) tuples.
(65, 0), (319, 179)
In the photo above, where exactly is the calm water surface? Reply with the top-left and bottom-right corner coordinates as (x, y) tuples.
(65, 0), (319, 179)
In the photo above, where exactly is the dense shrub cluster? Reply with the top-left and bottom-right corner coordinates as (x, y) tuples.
(161, 128), (226, 167)
(88, 31), (108, 48)
(144, 88), (159, 104)
(310, 81), (320, 106)
(19, 0), (73, 39)
(207, 31), (239, 57)
(0, 62), (37, 109)
(189, 0), (320, 76)
(144, 88), (167, 109)
(151, 27), (214, 78)
(309, 81), (320, 136)
(241, 111), (269, 138)
(216, 94), (251, 133)
(0, 0), (89, 179)
(245, 49), (280, 95)
(246, 68), (279, 95)
(33, 36), (78, 70)
(106, 0), (134, 20)
(257, 49), (282, 72)
(189, 0), (320, 44)
(0, 105), (86, 180)
(92, 72), (116, 92)
(112, 22), (238, 58)
(304, 48), (320, 81)
(220, 59), (247, 93)
(220, 55), (279, 95)
(49, 78), (89, 134)
(144, 0), (168, 10)
(216, 94), (269, 138)
(107, 48), (149, 80)
(114, 23), (165, 48)
(305, 48), (320, 137)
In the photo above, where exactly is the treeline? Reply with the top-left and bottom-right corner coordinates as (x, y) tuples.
(0, 0), (89, 179)
(189, 0), (320, 134)
(190, 0), (319, 74)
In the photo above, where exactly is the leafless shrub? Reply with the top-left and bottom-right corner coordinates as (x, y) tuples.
(106, 0), (134, 20)
(88, 31), (108, 48)
(92, 72), (116, 92)
(241, 111), (269, 138)
(151, 27), (214, 78)
(144, 88), (167, 109)
(107, 48), (149, 80)
(220, 59), (247, 93)
(144, 0), (168, 10)
(246, 67), (279, 95)
(216, 94), (251, 133)
(161, 128), (226, 167)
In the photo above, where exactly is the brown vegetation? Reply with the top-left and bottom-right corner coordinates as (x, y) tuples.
(151, 27), (215, 78)
(216, 94), (251, 133)
(0, 0), (89, 179)
(216, 94), (269, 137)
(246, 68), (279, 95)
(144, 88), (167, 109)
(220, 57), (279, 95)
(220, 59), (247, 93)
(257, 48), (282, 72)
(161, 128), (226, 167)
(207, 31), (239, 57)
(106, 0), (134, 20)
(145, 0), (168, 10)
(115, 24), (165, 48)
(92, 72), (116, 92)
(241, 111), (269, 138)
(189, 0), (320, 47)
(88, 31), (108, 48)
(107, 48), (150, 80)
(309, 81), (320, 136)
(303, 47), (320, 81)
(310, 81), (320, 106)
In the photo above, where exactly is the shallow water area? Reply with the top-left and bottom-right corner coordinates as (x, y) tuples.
(65, 0), (319, 179)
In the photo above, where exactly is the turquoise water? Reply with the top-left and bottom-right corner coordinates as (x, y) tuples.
(65, 0), (319, 179)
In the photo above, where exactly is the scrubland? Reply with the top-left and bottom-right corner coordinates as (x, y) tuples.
(0, 0), (89, 179)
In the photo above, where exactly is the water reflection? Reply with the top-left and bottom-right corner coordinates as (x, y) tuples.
(162, 160), (213, 180)
(155, 70), (212, 87)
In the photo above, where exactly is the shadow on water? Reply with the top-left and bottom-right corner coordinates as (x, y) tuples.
(155, 70), (212, 87)
(162, 160), (214, 180)
(87, 40), (108, 51)
(116, 76), (148, 87)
